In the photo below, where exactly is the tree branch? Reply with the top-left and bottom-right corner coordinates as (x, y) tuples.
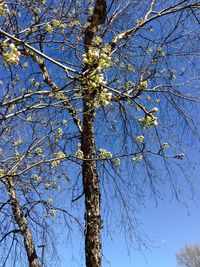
(111, 2), (200, 49)
(0, 29), (79, 77)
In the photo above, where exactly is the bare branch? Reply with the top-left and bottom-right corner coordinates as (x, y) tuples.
(0, 29), (79, 76)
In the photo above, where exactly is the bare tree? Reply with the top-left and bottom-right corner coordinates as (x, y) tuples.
(0, 1), (200, 266)
(177, 244), (200, 267)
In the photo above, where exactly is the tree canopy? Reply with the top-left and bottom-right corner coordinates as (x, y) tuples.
(177, 244), (200, 267)
(0, 1), (200, 266)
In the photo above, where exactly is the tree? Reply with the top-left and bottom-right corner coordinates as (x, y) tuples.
(177, 244), (200, 267)
(0, 0), (200, 266)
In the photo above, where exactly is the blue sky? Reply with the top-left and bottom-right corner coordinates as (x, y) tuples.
(55, 192), (200, 267)
(54, 145), (200, 267)
(104, 200), (200, 267)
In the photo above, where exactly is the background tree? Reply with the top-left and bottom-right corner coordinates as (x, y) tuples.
(177, 244), (200, 267)
(0, 0), (200, 266)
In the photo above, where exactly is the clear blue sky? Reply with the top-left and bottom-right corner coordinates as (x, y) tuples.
(104, 200), (200, 267)
(55, 194), (200, 267)
(53, 145), (200, 267)
(47, 143), (200, 267)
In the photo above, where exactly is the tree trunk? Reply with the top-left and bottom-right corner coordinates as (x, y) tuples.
(82, 95), (102, 267)
(3, 177), (40, 267)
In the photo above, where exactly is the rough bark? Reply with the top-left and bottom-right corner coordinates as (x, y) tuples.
(3, 177), (40, 267)
(82, 1), (107, 266)
(84, 0), (107, 52)
(82, 95), (102, 267)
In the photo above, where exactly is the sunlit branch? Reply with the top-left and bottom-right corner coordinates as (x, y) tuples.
(0, 29), (79, 77)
